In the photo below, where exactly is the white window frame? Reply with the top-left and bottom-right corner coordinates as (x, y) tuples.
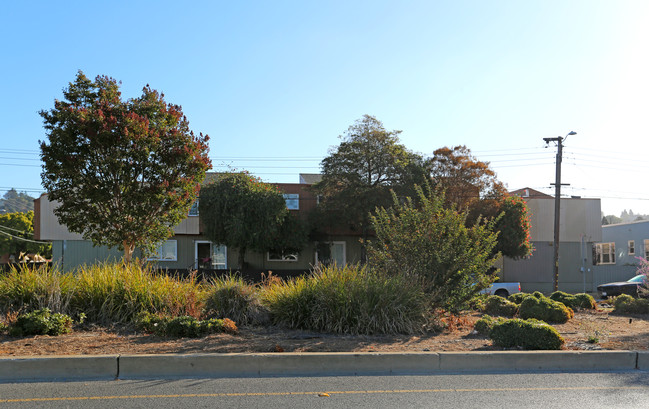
(148, 240), (178, 261)
(188, 199), (199, 216)
(315, 241), (347, 266)
(645, 239), (649, 261)
(629, 240), (635, 256)
(283, 193), (299, 210)
(194, 241), (227, 269)
(595, 242), (615, 265)
(267, 250), (298, 262)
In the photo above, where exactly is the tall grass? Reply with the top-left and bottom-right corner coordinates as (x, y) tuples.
(262, 264), (429, 335)
(70, 262), (206, 324)
(0, 264), (74, 313)
(0, 262), (207, 324)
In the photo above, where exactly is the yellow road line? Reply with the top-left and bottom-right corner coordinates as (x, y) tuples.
(1, 386), (647, 403)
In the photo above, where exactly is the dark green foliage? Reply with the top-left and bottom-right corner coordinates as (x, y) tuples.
(200, 172), (308, 268)
(613, 294), (649, 314)
(483, 295), (518, 317)
(518, 295), (574, 323)
(312, 115), (428, 260)
(262, 264), (428, 335)
(9, 308), (72, 336)
(40, 71), (211, 262)
(204, 274), (269, 325)
(367, 185), (499, 312)
(489, 318), (564, 350)
(532, 291), (544, 299)
(550, 291), (596, 310)
(474, 314), (505, 335)
(135, 312), (238, 338)
(508, 292), (532, 305)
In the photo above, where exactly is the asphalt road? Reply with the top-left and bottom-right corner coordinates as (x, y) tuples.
(0, 371), (647, 408)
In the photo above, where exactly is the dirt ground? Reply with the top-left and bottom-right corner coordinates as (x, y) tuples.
(0, 305), (647, 356)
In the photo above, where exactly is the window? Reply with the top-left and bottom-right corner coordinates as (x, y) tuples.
(267, 250), (298, 262)
(188, 200), (199, 216)
(594, 242), (615, 265)
(316, 241), (346, 266)
(148, 240), (177, 261)
(629, 240), (635, 256)
(195, 242), (227, 269)
(645, 239), (649, 261)
(283, 193), (299, 210)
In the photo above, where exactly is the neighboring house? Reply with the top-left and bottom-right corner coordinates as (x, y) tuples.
(500, 187), (602, 293)
(33, 173), (362, 273)
(591, 220), (649, 285)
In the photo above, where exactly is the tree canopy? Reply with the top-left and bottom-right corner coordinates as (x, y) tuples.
(312, 115), (427, 259)
(0, 211), (51, 260)
(40, 71), (211, 262)
(199, 172), (308, 268)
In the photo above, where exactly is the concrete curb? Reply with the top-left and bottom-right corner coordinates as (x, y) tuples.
(0, 355), (118, 382)
(0, 351), (647, 382)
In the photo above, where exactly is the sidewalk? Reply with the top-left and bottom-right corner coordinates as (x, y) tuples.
(1, 351), (648, 382)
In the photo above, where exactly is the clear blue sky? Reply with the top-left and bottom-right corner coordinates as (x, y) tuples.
(1, 0), (648, 216)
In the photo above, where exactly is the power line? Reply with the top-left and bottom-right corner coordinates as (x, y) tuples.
(0, 230), (49, 244)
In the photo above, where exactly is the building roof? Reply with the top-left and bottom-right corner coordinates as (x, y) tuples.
(299, 173), (322, 184)
(510, 187), (553, 199)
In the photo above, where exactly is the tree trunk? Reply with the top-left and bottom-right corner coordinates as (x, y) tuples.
(122, 240), (135, 264)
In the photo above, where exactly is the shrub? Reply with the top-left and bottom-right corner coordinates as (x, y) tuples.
(366, 185), (499, 313)
(262, 264), (428, 335)
(204, 274), (268, 325)
(483, 295), (517, 317)
(9, 308), (73, 336)
(518, 295), (574, 323)
(613, 294), (649, 314)
(550, 291), (596, 310)
(508, 292), (531, 305)
(474, 314), (506, 335)
(489, 318), (564, 350)
(135, 312), (238, 337)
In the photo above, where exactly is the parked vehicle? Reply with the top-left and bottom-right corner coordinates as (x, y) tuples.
(481, 282), (521, 298)
(597, 275), (648, 298)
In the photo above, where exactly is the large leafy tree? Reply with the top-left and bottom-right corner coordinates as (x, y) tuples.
(367, 185), (499, 312)
(0, 211), (51, 260)
(312, 115), (427, 261)
(40, 71), (211, 262)
(427, 145), (532, 259)
(199, 172), (308, 269)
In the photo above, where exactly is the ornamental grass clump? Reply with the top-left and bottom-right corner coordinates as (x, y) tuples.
(262, 264), (428, 335)
(549, 291), (596, 310)
(518, 294), (574, 323)
(70, 262), (206, 324)
(204, 274), (269, 325)
(489, 318), (564, 350)
(483, 295), (518, 317)
(0, 264), (74, 314)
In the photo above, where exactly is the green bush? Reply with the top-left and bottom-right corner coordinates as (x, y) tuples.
(483, 295), (518, 317)
(0, 265), (74, 313)
(613, 294), (649, 314)
(135, 312), (238, 337)
(9, 308), (73, 336)
(550, 291), (596, 310)
(366, 185), (499, 313)
(204, 274), (268, 325)
(262, 264), (428, 335)
(474, 314), (505, 335)
(489, 318), (564, 350)
(518, 295), (574, 323)
(508, 292), (531, 305)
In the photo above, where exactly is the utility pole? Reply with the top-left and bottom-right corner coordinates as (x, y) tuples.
(544, 131), (576, 292)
